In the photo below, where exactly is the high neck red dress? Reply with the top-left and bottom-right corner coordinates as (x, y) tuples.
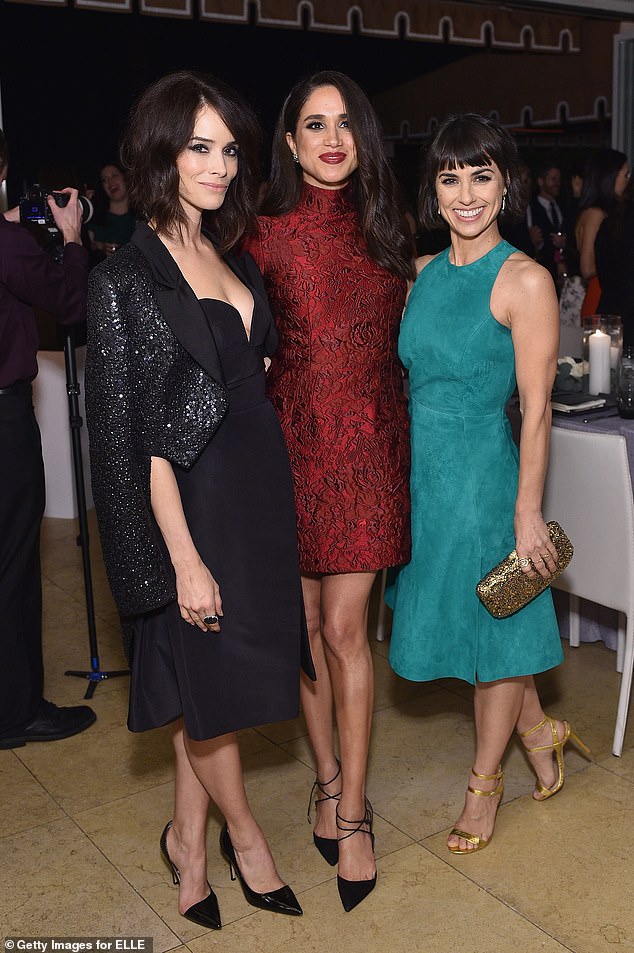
(246, 183), (411, 574)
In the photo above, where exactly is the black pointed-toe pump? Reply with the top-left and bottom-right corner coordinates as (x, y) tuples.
(219, 823), (303, 916)
(160, 821), (221, 930)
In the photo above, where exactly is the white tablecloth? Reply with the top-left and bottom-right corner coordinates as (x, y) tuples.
(33, 347), (93, 519)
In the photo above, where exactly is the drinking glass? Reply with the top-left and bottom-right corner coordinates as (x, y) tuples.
(617, 345), (634, 418)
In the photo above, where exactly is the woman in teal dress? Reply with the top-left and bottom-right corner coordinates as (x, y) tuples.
(388, 114), (588, 853)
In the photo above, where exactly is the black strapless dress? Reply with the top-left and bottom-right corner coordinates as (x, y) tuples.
(128, 287), (310, 740)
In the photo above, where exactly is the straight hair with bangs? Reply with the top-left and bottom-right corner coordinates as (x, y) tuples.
(261, 70), (414, 282)
(418, 114), (523, 230)
(120, 71), (262, 252)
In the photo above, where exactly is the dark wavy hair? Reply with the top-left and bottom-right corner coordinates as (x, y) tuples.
(261, 70), (414, 281)
(578, 148), (629, 215)
(418, 114), (523, 230)
(120, 71), (262, 252)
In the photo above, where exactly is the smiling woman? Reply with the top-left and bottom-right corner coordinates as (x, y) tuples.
(436, 163), (507, 245)
(285, 86), (358, 189)
(88, 161), (136, 258)
(246, 70), (414, 914)
(85, 70), (313, 931)
(176, 112), (239, 217)
(388, 113), (588, 855)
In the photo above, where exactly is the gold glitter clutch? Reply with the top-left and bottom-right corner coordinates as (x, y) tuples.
(476, 521), (573, 619)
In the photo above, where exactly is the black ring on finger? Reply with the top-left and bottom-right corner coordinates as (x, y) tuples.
(203, 614), (219, 626)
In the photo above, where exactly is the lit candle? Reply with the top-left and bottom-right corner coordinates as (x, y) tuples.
(589, 329), (611, 394)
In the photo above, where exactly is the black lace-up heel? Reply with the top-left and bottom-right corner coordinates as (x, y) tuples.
(335, 799), (376, 912)
(307, 759), (341, 866)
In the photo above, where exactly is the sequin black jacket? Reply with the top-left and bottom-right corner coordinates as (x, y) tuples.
(86, 223), (268, 619)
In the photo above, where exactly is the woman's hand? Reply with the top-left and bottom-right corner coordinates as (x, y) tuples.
(174, 555), (223, 632)
(515, 512), (558, 580)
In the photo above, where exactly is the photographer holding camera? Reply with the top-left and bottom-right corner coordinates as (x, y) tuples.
(0, 128), (96, 748)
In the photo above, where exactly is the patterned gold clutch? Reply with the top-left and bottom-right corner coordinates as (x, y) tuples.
(476, 521), (573, 619)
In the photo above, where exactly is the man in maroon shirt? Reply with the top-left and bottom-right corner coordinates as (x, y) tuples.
(0, 129), (95, 747)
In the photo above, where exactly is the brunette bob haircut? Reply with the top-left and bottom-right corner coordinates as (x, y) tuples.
(120, 71), (262, 252)
(418, 113), (523, 230)
(261, 70), (414, 282)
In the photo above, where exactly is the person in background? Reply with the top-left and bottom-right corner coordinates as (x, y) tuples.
(389, 114), (588, 855)
(575, 149), (630, 318)
(86, 71), (313, 931)
(500, 161), (541, 258)
(246, 70), (413, 912)
(88, 161), (136, 258)
(529, 163), (569, 285)
(0, 128), (96, 749)
(596, 176), (634, 345)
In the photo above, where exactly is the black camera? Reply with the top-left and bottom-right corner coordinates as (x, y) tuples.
(19, 184), (93, 229)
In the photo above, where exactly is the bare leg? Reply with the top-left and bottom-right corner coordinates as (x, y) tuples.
(516, 675), (564, 798)
(320, 572), (376, 883)
(447, 676), (526, 852)
(182, 727), (285, 893)
(166, 719), (285, 909)
(167, 721), (212, 915)
(300, 574), (340, 840)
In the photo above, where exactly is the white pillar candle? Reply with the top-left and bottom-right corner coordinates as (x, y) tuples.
(589, 329), (611, 394)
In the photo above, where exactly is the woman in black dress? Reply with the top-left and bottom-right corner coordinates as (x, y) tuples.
(86, 71), (312, 930)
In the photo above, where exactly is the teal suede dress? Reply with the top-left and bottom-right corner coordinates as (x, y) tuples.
(388, 241), (563, 684)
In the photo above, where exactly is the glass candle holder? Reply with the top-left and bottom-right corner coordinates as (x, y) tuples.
(583, 314), (622, 392)
(618, 345), (634, 418)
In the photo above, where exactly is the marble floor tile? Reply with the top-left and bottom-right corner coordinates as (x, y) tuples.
(41, 620), (129, 706)
(19, 514), (634, 953)
(255, 712), (308, 746)
(360, 687), (594, 842)
(371, 635), (390, 659)
(596, 742), (634, 783)
(0, 749), (64, 835)
(0, 816), (179, 950)
(372, 649), (441, 711)
(259, 649), (435, 749)
(186, 842), (569, 953)
(13, 687), (175, 814)
(424, 764), (634, 953)
(74, 752), (322, 941)
(533, 640), (629, 759)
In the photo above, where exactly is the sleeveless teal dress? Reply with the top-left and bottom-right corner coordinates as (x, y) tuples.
(388, 241), (563, 684)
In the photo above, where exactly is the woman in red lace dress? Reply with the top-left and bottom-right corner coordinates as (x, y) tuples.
(246, 71), (413, 911)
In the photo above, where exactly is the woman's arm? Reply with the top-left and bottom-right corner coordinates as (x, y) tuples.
(506, 259), (560, 577)
(150, 456), (222, 631)
(576, 207), (605, 280)
(86, 267), (176, 616)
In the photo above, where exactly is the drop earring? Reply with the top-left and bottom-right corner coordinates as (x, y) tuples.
(292, 152), (299, 164)
(501, 191), (507, 213)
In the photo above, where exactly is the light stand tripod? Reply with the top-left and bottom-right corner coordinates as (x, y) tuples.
(62, 326), (129, 698)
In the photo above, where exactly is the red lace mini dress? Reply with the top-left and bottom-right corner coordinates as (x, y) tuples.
(246, 184), (411, 574)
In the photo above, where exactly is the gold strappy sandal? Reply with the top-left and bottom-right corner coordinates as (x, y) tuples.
(447, 766), (504, 854)
(519, 715), (591, 800)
